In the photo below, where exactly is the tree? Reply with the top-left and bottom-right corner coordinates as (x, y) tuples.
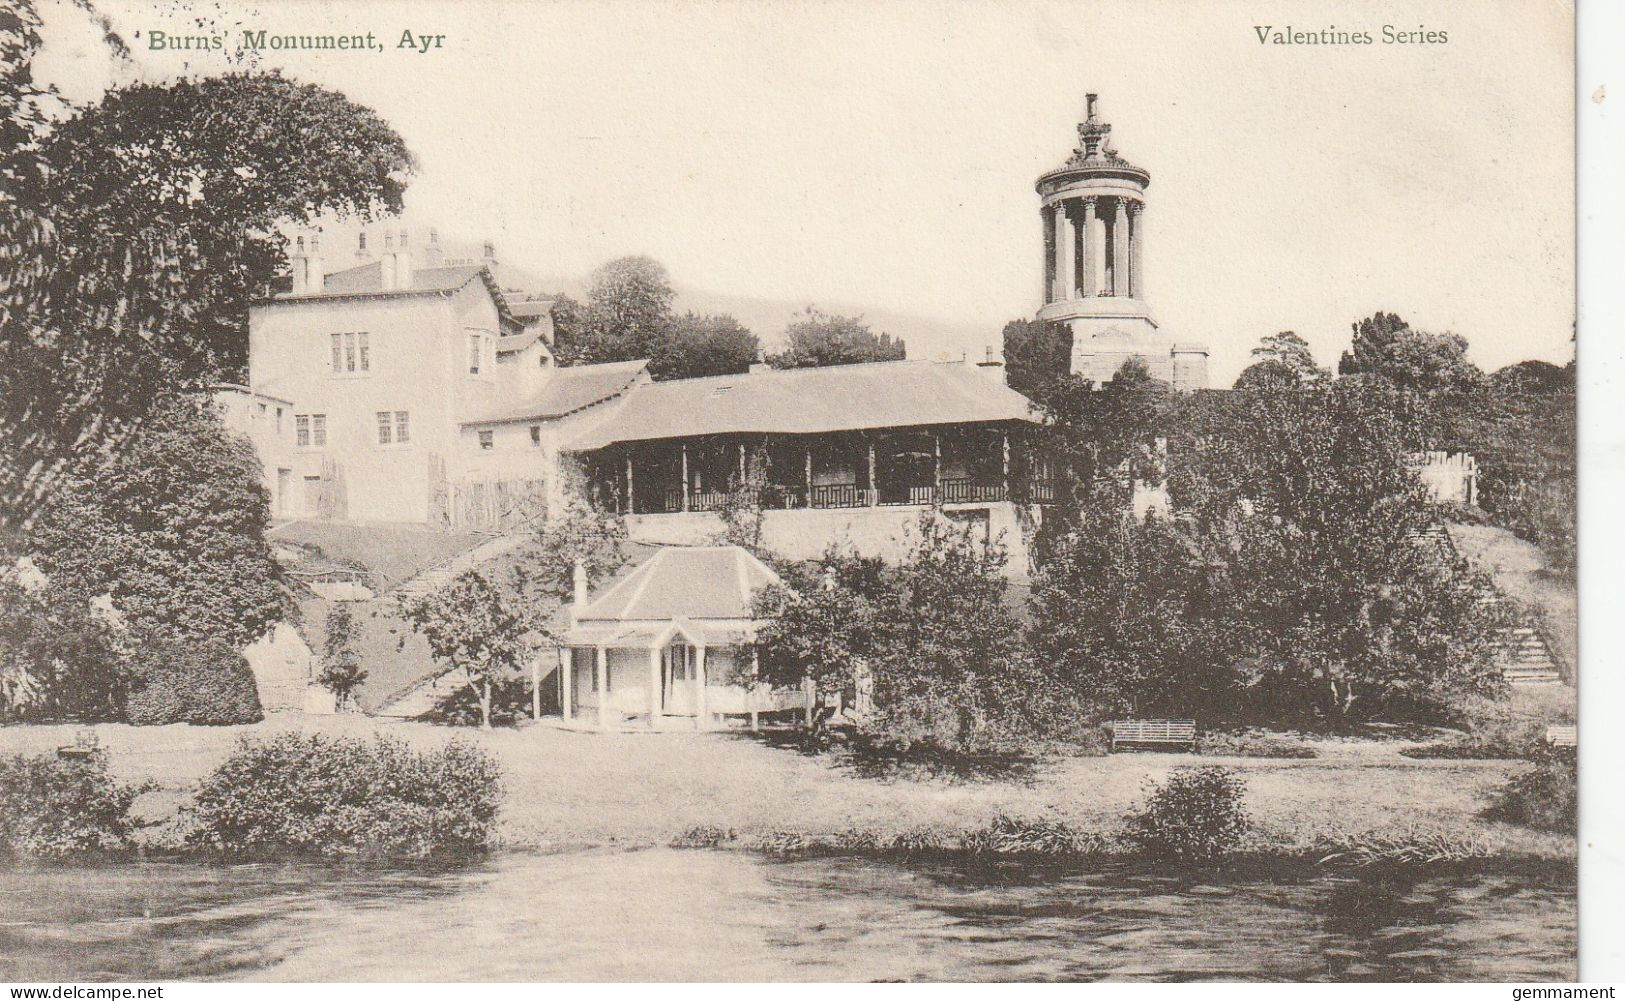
(1234, 331), (1328, 390)
(1000, 317), (1070, 400)
(1251, 331), (1328, 381)
(551, 261), (762, 381)
(768, 308), (905, 369)
(401, 570), (540, 730)
(2, 63), (414, 531)
(0, 576), (123, 722)
(752, 548), (891, 707)
(651, 312), (761, 381)
(318, 603), (367, 712)
(1167, 381), (1507, 721)
(1338, 312), (1482, 395)
(26, 395), (288, 651)
(581, 255), (675, 363)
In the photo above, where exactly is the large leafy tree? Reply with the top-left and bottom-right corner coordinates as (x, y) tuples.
(401, 571), (542, 730)
(2, 43), (414, 532)
(1338, 311), (1482, 396)
(1000, 317), (1070, 400)
(768, 308), (905, 369)
(27, 395), (289, 651)
(651, 312), (760, 380)
(1234, 330), (1328, 390)
(551, 259), (762, 380)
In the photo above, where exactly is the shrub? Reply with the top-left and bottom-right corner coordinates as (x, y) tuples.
(0, 752), (145, 858)
(1314, 828), (1495, 867)
(671, 824), (735, 849)
(422, 672), (532, 728)
(123, 637), (263, 726)
(187, 733), (502, 859)
(1197, 731), (1318, 759)
(1129, 766), (1249, 863)
(1402, 705), (1549, 760)
(961, 814), (1101, 857)
(747, 830), (807, 856)
(1484, 754), (1577, 833)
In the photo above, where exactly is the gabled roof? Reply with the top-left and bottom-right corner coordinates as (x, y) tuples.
(566, 360), (1038, 450)
(575, 545), (781, 622)
(508, 299), (556, 320)
(264, 262), (522, 331)
(463, 360), (649, 426)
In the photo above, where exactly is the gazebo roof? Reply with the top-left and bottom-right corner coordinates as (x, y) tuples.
(574, 545), (782, 624)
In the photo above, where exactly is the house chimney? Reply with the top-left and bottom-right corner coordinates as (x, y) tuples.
(394, 228), (413, 289)
(974, 344), (1005, 384)
(481, 239), (496, 265)
(423, 227), (443, 268)
(355, 230), (371, 262)
(290, 235), (308, 295)
(571, 560), (589, 623)
(380, 230), (397, 290)
(306, 233), (325, 294)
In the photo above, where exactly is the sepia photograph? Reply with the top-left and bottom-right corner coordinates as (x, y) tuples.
(0, 0), (1589, 984)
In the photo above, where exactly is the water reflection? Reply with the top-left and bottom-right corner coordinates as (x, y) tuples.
(0, 850), (1574, 982)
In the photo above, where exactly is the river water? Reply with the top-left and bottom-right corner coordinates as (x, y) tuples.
(0, 849), (1574, 982)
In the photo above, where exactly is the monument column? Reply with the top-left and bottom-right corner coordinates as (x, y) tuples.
(1112, 198), (1131, 296)
(1128, 200), (1145, 299)
(1051, 200), (1073, 302)
(1080, 196), (1099, 297)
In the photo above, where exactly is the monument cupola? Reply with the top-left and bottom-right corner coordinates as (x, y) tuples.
(1035, 94), (1207, 389)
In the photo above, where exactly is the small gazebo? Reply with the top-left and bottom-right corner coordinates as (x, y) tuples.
(556, 545), (804, 731)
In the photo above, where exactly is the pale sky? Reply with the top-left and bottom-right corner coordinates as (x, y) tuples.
(38, 0), (1575, 383)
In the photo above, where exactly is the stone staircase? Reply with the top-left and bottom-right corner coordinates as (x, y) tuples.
(1496, 625), (1564, 686)
(370, 532), (534, 718)
(390, 532), (533, 603)
(1411, 521), (1564, 687)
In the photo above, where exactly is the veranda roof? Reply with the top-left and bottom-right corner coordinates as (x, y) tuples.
(564, 360), (1038, 450)
(463, 360), (648, 426)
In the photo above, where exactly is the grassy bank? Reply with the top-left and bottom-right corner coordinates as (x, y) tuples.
(0, 713), (1574, 862)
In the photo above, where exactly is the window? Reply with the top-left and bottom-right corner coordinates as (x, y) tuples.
(529, 426), (541, 447)
(376, 411), (392, 445)
(257, 402), (267, 415)
(331, 332), (371, 374)
(275, 407), (283, 432)
(478, 430), (494, 451)
(296, 413), (327, 448)
(395, 411), (410, 443)
(468, 334), (483, 375)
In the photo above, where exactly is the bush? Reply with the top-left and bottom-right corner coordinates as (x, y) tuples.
(1484, 754), (1577, 833)
(1129, 766), (1249, 863)
(1401, 710), (1549, 760)
(1197, 731), (1318, 759)
(961, 814), (1103, 857)
(0, 752), (145, 858)
(671, 824), (735, 849)
(123, 637), (263, 726)
(1314, 828), (1495, 867)
(187, 733), (502, 859)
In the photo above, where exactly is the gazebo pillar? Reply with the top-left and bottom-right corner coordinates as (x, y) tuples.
(1002, 431), (1011, 498)
(694, 644), (708, 731)
(530, 653), (540, 721)
(595, 645), (608, 731)
(680, 443), (689, 512)
(647, 647), (661, 729)
(933, 432), (942, 500)
(867, 439), (878, 506)
(624, 455), (635, 515)
(804, 444), (813, 508)
(560, 647), (573, 720)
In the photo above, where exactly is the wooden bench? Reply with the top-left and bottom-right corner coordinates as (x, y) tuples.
(55, 729), (103, 762)
(1545, 724), (1577, 748)
(1109, 719), (1197, 753)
